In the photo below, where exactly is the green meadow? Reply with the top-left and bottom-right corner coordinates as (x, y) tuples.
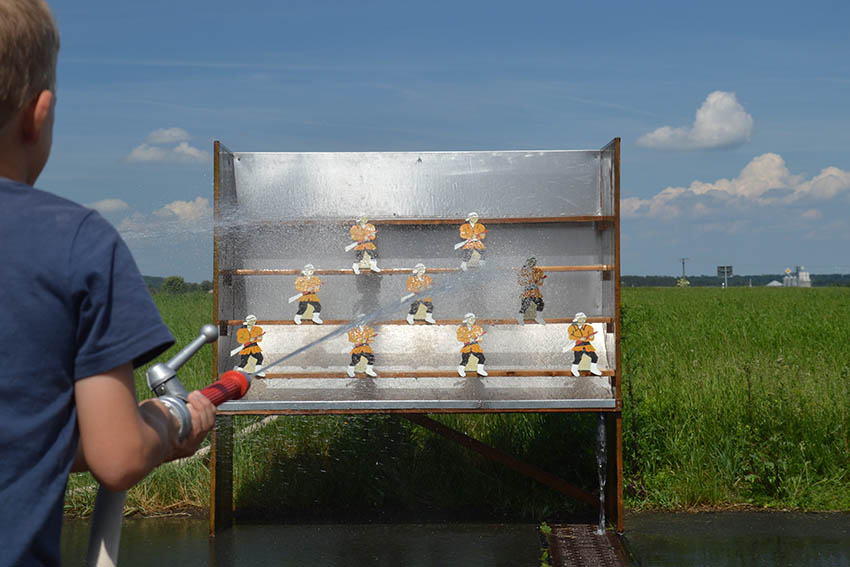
(65, 287), (850, 518)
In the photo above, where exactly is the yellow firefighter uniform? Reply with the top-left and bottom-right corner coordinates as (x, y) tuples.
(459, 222), (487, 250)
(294, 275), (322, 302)
(568, 324), (596, 352)
(457, 324), (485, 354)
(406, 274), (433, 302)
(350, 223), (377, 250)
(348, 326), (376, 355)
(236, 325), (263, 355)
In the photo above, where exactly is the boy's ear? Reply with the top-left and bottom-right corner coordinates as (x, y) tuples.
(21, 90), (55, 144)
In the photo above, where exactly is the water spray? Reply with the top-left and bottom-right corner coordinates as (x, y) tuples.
(239, 264), (494, 379)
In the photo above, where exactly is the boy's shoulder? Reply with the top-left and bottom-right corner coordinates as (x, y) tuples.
(2, 177), (86, 207)
(1, 177), (98, 228)
(1, 179), (125, 250)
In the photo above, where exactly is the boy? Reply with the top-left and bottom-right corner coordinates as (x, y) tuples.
(0, 1), (216, 564)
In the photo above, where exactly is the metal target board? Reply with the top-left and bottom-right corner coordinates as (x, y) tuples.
(212, 140), (621, 413)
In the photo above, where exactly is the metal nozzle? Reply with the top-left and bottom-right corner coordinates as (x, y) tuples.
(147, 324), (219, 399)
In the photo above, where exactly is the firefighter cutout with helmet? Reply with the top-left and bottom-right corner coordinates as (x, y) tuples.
(456, 312), (487, 377)
(563, 312), (602, 376)
(347, 214), (380, 274)
(232, 314), (266, 377)
(347, 321), (378, 377)
(403, 263), (436, 324)
(289, 264), (324, 325)
(517, 256), (546, 325)
(455, 212), (487, 271)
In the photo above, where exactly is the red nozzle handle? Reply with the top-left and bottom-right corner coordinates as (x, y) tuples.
(199, 370), (251, 407)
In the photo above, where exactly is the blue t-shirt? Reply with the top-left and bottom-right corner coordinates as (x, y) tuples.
(0, 178), (175, 566)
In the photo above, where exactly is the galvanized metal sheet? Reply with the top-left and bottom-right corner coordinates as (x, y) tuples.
(215, 146), (617, 411)
(226, 150), (601, 220)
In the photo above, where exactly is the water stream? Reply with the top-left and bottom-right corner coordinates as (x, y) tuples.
(596, 413), (607, 536)
(247, 263), (495, 378)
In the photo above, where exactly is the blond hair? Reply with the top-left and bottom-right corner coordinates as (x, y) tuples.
(0, 0), (60, 129)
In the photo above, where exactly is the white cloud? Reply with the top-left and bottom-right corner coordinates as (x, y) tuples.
(126, 143), (168, 162)
(172, 141), (208, 164)
(625, 153), (850, 219)
(153, 196), (211, 224)
(620, 197), (645, 218)
(795, 167), (850, 200)
(125, 128), (209, 164)
(87, 198), (129, 214)
(637, 91), (754, 150)
(801, 209), (822, 220)
(146, 127), (191, 145)
(117, 196), (212, 241)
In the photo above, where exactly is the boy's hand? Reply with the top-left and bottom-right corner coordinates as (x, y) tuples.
(168, 391), (216, 460)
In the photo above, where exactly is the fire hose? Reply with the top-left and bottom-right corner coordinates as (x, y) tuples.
(86, 324), (251, 567)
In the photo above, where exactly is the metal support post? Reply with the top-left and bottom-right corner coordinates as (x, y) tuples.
(210, 414), (234, 536)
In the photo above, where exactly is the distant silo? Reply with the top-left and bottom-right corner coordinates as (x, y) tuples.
(783, 266), (812, 287)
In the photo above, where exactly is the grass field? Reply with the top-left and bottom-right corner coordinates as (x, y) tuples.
(65, 287), (850, 519)
(622, 287), (850, 510)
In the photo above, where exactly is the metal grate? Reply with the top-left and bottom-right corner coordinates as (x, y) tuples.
(548, 524), (630, 566)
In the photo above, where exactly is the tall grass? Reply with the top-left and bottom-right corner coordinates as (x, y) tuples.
(66, 288), (850, 518)
(622, 287), (850, 510)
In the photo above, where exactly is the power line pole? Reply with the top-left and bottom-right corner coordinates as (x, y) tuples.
(680, 257), (689, 279)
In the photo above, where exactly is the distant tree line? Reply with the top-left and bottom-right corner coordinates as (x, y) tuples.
(621, 274), (850, 287)
(143, 275), (213, 294)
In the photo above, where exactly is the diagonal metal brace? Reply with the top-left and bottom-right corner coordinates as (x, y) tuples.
(403, 413), (599, 510)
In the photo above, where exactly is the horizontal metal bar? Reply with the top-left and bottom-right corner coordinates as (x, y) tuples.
(259, 369), (615, 379)
(217, 215), (616, 228)
(220, 265), (614, 276)
(222, 316), (614, 326)
(218, 398), (618, 412)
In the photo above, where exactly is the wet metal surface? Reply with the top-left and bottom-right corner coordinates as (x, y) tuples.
(220, 322), (615, 412)
(224, 372), (615, 412)
(548, 524), (630, 566)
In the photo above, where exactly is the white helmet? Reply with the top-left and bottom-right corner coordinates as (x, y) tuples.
(465, 212), (479, 222)
(573, 312), (587, 324)
(357, 214), (368, 224)
(412, 263), (426, 274)
(302, 264), (315, 275)
(463, 312), (476, 324)
(245, 314), (257, 325)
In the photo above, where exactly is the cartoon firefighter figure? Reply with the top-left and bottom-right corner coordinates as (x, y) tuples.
(517, 256), (547, 325)
(455, 211), (487, 271)
(456, 312), (487, 377)
(347, 322), (378, 377)
(563, 312), (602, 376)
(347, 214), (380, 274)
(232, 314), (265, 377)
(404, 263), (435, 324)
(289, 264), (323, 325)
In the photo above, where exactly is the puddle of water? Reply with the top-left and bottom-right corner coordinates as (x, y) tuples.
(61, 520), (539, 566)
(624, 511), (850, 567)
(62, 512), (850, 566)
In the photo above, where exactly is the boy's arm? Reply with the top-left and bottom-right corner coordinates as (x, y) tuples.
(72, 362), (215, 492)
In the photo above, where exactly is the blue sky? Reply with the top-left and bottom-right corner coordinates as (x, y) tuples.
(39, 0), (850, 281)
